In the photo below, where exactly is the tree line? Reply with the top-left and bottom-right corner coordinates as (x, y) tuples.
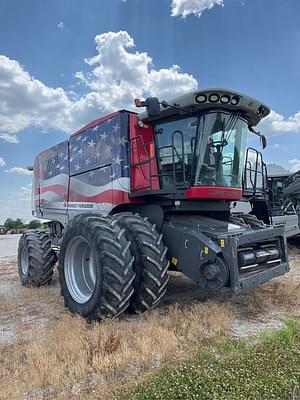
(3, 218), (46, 230)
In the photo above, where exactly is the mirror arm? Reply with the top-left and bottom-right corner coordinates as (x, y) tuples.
(248, 125), (267, 149)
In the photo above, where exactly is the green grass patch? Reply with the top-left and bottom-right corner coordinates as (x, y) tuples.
(115, 319), (300, 400)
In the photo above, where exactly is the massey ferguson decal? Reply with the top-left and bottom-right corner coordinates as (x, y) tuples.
(36, 141), (69, 210)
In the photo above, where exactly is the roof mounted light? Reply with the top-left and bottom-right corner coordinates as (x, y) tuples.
(209, 94), (219, 103)
(257, 105), (265, 116)
(231, 96), (240, 105)
(195, 94), (207, 103)
(220, 94), (230, 104)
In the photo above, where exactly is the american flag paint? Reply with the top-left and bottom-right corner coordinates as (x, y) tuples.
(34, 112), (131, 216)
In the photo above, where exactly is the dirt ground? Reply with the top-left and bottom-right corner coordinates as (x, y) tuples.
(0, 242), (299, 399)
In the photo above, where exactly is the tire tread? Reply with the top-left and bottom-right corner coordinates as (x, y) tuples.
(112, 212), (169, 313)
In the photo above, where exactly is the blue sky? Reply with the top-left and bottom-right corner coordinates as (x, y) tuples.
(0, 0), (300, 222)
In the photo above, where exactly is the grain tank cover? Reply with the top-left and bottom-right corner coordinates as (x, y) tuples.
(139, 88), (270, 127)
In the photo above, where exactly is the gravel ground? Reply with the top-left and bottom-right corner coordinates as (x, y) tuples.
(0, 234), (299, 400)
(0, 234), (21, 259)
(0, 234), (299, 345)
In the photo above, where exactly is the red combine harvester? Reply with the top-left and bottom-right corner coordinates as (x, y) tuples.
(18, 89), (289, 319)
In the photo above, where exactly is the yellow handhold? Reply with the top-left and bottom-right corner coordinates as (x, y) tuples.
(171, 257), (178, 266)
(220, 239), (225, 248)
(204, 246), (209, 255)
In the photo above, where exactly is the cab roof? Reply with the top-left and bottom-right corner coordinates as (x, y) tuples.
(139, 88), (270, 127)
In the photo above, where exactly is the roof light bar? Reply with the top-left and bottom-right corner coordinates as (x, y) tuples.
(220, 95), (230, 104)
(195, 94), (207, 103)
(231, 96), (240, 105)
(209, 94), (219, 103)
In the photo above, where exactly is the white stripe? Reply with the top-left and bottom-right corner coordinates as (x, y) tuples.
(40, 201), (67, 209)
(39, 174), (129, 197)
(35, 178), (129, 201)
(40, 192), (65, 201)
(69, 177), (130, 197)
(39, 173), (69, 188)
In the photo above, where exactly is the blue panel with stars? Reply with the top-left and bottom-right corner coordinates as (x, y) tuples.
(69, 113), (129, 179)
(40, 140), (69, 180)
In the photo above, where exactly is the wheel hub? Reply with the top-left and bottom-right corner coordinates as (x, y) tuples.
(199, 257), (229, 289)
(20, 247), (29, 276)
(64, 236), (96, 304)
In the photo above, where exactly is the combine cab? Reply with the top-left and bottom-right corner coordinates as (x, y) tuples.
(18, 88), (289, 319)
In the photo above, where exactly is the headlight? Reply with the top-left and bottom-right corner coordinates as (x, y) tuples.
(220, 95), (230, 104)
(231, 96), (240, 105)
(195, 94), (207, 103)
(209, 94), (219, 103)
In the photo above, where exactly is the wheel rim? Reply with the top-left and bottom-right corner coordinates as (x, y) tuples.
(21, 247), (29, 276)
(64, 236), (96, 304)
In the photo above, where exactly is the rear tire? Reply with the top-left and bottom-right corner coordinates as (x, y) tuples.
(241, 214), (265, 228)
(18, 231), (57, 286)
(113, 212), (169, 313)
(58, 214), (135, 319)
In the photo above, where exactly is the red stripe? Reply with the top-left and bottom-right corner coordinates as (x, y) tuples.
(38, 184), (130, 204)
(185, 186), (242, 200)
(68, 188), (128, 203)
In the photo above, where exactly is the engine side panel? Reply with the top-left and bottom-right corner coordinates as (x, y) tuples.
(67, 112), (132, 217)
(36, 141), (69, 216)
(32, 155), (41, 217)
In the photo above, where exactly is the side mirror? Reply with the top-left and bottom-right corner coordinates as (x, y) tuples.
(248, 125), (267, 149)
(261, 135), (267, 149)
(135, 97), (161, 117)
(144, 97), (161, 117)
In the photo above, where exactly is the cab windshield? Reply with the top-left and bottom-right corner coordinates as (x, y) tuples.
(154, 111), (248, 189)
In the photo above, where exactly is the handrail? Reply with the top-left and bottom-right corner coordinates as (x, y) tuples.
(130, 135), (187, 193)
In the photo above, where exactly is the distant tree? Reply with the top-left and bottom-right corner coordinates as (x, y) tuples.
(4, 218), (25, 230)
(4, 218), (14, 230)
(15, 218), (25, 229)
(27, 220), (42, 229)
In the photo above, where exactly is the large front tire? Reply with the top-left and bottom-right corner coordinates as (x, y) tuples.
(112, 213), (169, 313)
(58, 214), (135, 319)
(18, 231), (57, 286)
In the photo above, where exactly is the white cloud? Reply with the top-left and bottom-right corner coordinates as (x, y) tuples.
(0, 31), (198, 141)
(17, 183), (32, 199)
(289, 159), (300, 173)
(269, 143), (288, 150)
(148, 65), (197, 98)
(0, 133), (19, 143)
(0, 157), (5, 167)
(5, 167), (33, 175)
(0, 55), (72, 136)
(171, 0), (224, 17)
(57, 21), (64, 29)
(74, 31), (198, 117)
(259, 109), (300, 137)
(1, 29), (299, 146)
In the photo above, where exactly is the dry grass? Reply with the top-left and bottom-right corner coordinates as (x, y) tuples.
(0, 302), (231, 400)
(249, 254), (300, 313)
(1, 246), (300, 399)
(0, 294), (16, 313)
(266, 279), (300, 308)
